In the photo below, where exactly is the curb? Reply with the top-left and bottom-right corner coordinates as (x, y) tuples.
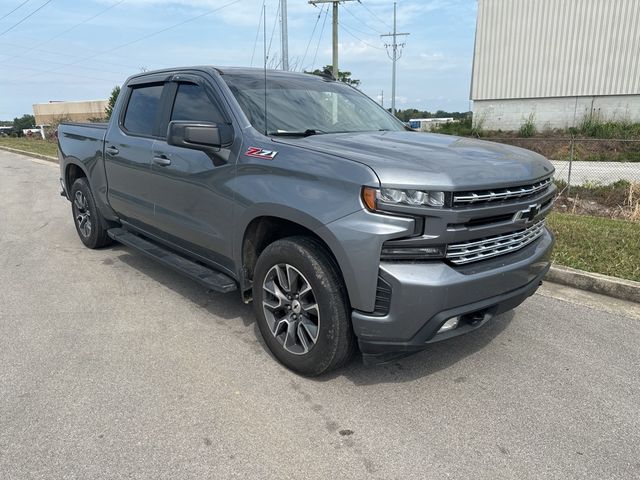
(0, 145), (58, 163)
(546, 265), (640, 304)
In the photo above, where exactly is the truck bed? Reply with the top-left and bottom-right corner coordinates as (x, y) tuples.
(58, 122), (108, 164)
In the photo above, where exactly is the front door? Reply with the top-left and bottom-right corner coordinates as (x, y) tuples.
(147, 79), (238, 272)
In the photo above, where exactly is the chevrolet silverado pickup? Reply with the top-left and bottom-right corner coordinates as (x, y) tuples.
(58, 66), (556, 375)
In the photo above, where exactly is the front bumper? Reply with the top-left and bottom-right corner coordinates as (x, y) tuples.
(353, 228), (554, 363)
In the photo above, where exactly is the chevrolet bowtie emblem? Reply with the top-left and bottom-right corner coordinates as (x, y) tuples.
(513, 204), (541, 223)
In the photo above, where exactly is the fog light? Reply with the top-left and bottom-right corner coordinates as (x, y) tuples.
(437, 316), (459, 334)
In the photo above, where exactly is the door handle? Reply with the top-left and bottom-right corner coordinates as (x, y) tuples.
(153, 155), (171, 166)
(105, 146), (119, 155)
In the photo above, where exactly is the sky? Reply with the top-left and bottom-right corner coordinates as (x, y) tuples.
(0, 0), (477, 120)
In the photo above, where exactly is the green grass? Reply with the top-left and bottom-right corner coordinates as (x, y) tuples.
(573, 117), (640, 139)
(547, 212), (640, 282)
(0, 137), (58, 157)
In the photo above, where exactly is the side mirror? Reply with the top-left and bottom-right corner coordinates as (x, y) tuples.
(167, 121), (234, 150)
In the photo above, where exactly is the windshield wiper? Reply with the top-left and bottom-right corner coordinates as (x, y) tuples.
(268, 129), (325, 137)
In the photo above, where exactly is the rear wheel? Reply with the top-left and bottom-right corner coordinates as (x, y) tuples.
(70, 178), (112, 249)
(253, 236), (356, 376)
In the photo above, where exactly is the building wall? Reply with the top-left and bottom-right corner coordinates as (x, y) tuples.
(32, 100), (108, 125)
(471, 0), (640, 101)
(473, 95), (640, 131)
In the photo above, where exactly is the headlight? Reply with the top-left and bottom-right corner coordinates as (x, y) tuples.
(362, 186), (445, 211)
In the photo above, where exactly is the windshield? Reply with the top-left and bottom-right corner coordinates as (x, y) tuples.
(222, 72), (406, 135)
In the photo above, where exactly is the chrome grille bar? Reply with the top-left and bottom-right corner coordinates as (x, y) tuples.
(453, 177), (552, 205)
(446, 220), (546, 265)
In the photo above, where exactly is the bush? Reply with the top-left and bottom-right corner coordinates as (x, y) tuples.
(431, 115), (485, 137)
(518, 113), (537, 138)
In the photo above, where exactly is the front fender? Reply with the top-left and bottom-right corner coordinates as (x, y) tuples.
(315, 210), (414, 312)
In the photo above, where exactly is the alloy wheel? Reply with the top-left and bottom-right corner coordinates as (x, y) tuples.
(262, 264), (320, 355)
(73, 190), (92, 238)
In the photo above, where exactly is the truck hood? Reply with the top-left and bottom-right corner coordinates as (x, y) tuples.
(278, 131), (554, 189)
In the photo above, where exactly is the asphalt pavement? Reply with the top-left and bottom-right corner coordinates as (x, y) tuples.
(1, 150), (639, 480)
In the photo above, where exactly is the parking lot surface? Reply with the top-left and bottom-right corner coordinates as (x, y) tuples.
(1, 150), (639, 479)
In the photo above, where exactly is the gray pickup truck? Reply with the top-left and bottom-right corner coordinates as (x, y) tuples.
(58, 66), (555, 375)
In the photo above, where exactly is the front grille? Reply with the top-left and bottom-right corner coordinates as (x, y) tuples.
(453, 177), (552, 206)
(446, 220), (546, 265)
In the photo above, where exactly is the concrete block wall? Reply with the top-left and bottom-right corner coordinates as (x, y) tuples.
(473, 95), (640, 131)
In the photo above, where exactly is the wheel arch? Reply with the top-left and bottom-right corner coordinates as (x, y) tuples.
(238, 212), (349, 305)
(64, 160), (89, 197)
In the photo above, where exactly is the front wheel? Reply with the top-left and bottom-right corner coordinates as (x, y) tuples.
(253, 236), (356, 376)
(70, 177), (112, 249)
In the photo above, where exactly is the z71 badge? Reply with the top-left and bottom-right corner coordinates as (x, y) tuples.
(245, 147), (278, 160)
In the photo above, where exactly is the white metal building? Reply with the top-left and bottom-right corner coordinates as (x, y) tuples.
(471, 0), (640, 131)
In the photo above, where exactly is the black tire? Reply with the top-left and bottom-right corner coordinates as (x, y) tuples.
(253, 236), (356, 376)
(70, 177), (112, 249)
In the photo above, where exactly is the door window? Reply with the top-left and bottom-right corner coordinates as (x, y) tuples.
(171, 83), (226, 124)
(123, 84), (164, 136)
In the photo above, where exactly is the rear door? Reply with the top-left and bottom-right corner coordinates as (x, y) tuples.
(104, 79), (169, 230)
(146, 75), (238, 271)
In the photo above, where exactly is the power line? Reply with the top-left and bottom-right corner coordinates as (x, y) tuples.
(357, 0), (392, 30)
(250, 0), (266, 67)
(10, 0), (243, 82)
(0, 0), (31, 21)
(2, 62), (122, 84)
(0, 40), (140, 70)
(300, 4), (325, 71)
(310, 4), (330, 70)
(342, 2), (383, 35)
(0, 1), (126, 66)
(339, 22), (384, 50)
(0, 0), (53, 37)
(266, 0), (281, 65)
(42, 0), (125, 44)
(4, 52), (129, 77)
(308, 0), (357, 79)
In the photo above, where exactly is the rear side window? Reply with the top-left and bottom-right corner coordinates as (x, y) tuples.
(123, 84), (164, 136)
(171, 83), (225, 124)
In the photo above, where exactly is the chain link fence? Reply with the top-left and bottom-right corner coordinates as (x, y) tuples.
(491, 137), (640, 220)
(491, 138), (640, 186)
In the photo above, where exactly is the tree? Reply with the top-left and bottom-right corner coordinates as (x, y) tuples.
(105, 85), (121, 119)
(306, 65), (361, 87)
(13, 114), (35, 130)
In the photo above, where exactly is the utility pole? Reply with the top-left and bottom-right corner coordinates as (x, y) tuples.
(381, 90), (384, 108)
(381, 2), (409, 116)
(308, 0), (356, 79)
(280, 0), (289, 71)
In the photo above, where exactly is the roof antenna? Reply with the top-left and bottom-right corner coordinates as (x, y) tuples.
(263, 4), (269, 136)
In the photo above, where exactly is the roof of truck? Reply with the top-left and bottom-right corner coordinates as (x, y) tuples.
(127, 66), (333, 82)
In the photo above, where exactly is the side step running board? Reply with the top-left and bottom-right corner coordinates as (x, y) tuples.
(107, 228), (237, 293)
